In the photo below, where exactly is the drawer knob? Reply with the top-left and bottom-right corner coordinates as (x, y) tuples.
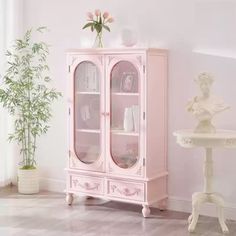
(101, 112), (110, 116)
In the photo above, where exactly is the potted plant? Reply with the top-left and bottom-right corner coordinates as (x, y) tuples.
(0, 27), (61, 194)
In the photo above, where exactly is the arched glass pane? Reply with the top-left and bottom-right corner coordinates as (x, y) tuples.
(110, 61), (140, 169)
(74, 61), (101, 164)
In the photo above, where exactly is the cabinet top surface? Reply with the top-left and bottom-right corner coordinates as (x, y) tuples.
(173, 129), (236, 139)
(66, 47), (168, 54)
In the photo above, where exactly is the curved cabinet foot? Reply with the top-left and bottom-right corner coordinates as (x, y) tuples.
(85, 196), (94, 200)
(142, 205), (150, 218)
(66, 193), (74, 206)
(158, 199), (167, 211)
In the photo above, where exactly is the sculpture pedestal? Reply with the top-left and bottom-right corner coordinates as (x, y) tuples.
(195, 120), (216, 133)
(188, 148), (228, 233)
(174, 130), (236, 234)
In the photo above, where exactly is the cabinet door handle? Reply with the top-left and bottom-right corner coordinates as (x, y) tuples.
(101, 112), (110, 116)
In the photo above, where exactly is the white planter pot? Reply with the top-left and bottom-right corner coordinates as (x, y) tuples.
(18, 168), (39, 194)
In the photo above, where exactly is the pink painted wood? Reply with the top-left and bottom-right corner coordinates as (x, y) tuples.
(66, 48), (168, 217)
(107, 179), (145, 202)
(68, 55), (105, 173)
(69, 174), (104, 195)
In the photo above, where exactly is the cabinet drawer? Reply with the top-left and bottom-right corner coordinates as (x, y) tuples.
(107, 179), (145, 202)
(69, 174), (104, 195)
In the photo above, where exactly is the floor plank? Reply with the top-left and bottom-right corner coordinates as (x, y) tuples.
(0, 186), (236, 236)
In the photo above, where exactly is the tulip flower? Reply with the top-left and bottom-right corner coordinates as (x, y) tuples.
(107, 17), (114, 23)
(103, 12), (109, 19)
(87, 12), (93, 20)
(82, 10), (114, 47)
(95, 9), (101, 17)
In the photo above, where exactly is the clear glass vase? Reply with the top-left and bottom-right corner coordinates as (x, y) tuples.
(93, 31), (103, 48)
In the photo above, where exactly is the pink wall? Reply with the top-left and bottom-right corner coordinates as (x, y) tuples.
(23, 0), (236, 218)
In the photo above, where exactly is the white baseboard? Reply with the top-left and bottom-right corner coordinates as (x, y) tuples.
(168, 196), (236, 221)
(40, 178), (65, 193)
(39, 178), (236, 221)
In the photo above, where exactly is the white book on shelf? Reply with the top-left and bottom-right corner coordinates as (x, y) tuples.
(86, 64), (98, 91)
(77, 64), (85, 90)
(91, 65), (98, 91)
(80, 105), (90, 121)
(123, 107), (134, 132)
(132, 105), (139, 133)
(85, 63), (90, 91)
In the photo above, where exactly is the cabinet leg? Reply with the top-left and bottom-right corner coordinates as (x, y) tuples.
(66, 193), (74, 206)
(158, 199), (167, 211)
(86, 196), (94, 200)
(142, 205), (150, 218)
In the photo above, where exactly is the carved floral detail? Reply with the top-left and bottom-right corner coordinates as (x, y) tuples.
(179, 137), (193, 146)
(69, 151), (79, 168)
(108, 56), (115, 65)
(70, 156), (76, 168)
(136, 56), (142, 66)
(111, 185), (141, 196)
(71, 56), (78, 65)
(72, 179), (78, 187)
(225, 138), (236, 147)
(136, 166), (142, 175)
(97, 161), (103, 170)
(97, 56), (103, 65)
(73, 179), (99, 190)
(108, 163), (113, 173)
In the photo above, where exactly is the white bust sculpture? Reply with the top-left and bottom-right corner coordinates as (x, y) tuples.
(187, 72), (230, 133)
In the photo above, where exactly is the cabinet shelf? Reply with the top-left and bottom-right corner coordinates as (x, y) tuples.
(111, 129), (139, 136)
(111, 92), (139, 96)
(76, 91), (100, 95)
(76, 129), (100, 133)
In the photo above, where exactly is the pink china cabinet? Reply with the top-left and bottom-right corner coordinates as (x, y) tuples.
(66, 48), (168, 217)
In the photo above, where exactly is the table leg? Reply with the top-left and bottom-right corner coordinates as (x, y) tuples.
(188, 148), (229, 234)
(188, 192), (207, 232)
(204, 148), (213, 193)
(188, 204), (199, 232)
(211, 193), (229, 234)
(188, 214), (193, 224)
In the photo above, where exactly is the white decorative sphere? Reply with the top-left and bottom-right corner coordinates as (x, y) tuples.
(121, 28), (137, 47)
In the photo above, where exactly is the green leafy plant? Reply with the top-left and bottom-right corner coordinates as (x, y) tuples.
(0, 27), (62, 170)
(82, 9), (114, 47)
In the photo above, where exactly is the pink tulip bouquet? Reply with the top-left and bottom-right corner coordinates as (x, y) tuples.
(82, 9), (114, 48)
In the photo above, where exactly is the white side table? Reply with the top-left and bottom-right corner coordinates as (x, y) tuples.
(173, 130), (236, 234)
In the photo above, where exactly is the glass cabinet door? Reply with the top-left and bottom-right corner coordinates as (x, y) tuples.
(74, 61), (101, 164)
(110, 61), (140, 169)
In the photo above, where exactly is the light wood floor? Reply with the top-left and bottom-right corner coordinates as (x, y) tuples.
(1, 186), (236, 236)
